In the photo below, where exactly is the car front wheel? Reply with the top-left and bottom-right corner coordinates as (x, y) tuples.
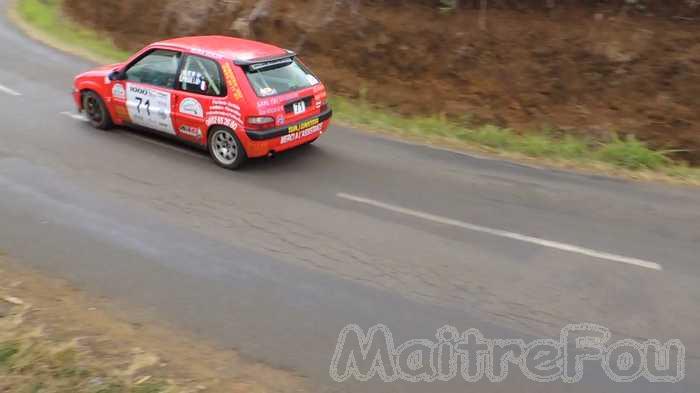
(82, 91), (113, 130)
(208, 127), (247, 170)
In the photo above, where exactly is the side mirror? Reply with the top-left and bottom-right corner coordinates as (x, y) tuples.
(108, 69), (124, 81)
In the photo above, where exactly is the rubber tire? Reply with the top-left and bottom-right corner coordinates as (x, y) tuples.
(208, 127), (248, 170)
(82, 91), (113, 130)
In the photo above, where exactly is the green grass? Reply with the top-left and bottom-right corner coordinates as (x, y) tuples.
(331, 96), (700, 182)
(0, 342), (20, 366)
(455, 125), (591, 159)
(0, 339), (170, 393)
(16, 0), (129, 62)
(595, 134), (673, 170)
(14, 0), (700, 184)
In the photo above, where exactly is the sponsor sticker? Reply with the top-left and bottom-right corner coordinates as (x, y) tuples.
(179, 70), (203, 85)
(205, 99), (242, 127)
(260, 87), (277, 97)
(210, 100), (241, 114)
(190, 47), (224, 59)
(112, 84), (125, 99)
(178, 98), (203, 118)
(222, 63), (243, 101)
(250, 58), (293, 71)
(115, 106), (129, 119)
(280, 123), (323, 144)
(306, 74), (319, 85)
(205, 116), (239, 130)
(287, 117), (320, 134)
(257, 91), (301, 108)
(178, 125), (202, 138)
(126, 83), (175, 135)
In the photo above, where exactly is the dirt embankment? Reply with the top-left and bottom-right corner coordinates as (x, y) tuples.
(64, 1), (700, 163)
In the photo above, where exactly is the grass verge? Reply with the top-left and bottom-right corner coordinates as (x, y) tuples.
(11, 0), (700, 185)
(11, 0), (129, 63)
(332, 97), (700, 184)
(0, 300), (174, 393)
(0, 339), (168, 393)
(0, 256), (307, 393)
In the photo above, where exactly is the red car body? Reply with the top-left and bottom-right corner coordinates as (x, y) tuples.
(73, 36), (331, 167)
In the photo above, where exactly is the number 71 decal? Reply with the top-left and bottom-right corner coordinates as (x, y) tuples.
(135, 97), (151, 116)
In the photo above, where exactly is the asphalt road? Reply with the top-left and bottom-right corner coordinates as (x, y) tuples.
(1, 3), (699, 392)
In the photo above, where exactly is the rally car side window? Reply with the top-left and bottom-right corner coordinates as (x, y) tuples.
(177, 55), (226, 97)
(125, 49), (181, 89)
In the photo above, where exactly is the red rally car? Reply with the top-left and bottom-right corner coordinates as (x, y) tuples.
(73, 36), (332, 169)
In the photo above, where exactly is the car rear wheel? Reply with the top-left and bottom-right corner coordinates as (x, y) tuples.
(82, 91), (113, 130)
(208, 127), (247, 170)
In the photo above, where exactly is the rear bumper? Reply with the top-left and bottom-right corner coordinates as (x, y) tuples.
(245, 108), (333, 141)
(242, 115), (331, 158)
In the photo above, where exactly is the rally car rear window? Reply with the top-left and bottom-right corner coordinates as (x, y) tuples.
(244, 57), (319, 98)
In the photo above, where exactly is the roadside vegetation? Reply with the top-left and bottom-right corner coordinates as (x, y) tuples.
(0, 284), (176, 393)
(0, 339), (169, 393)
(0, 256), (307, 393)
(332, 97), (700, 183)
(13, 0), (129, 62)
(12, 0), (700, 185)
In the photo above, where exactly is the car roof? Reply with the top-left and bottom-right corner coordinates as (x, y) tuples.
(155, 35), (288, 62)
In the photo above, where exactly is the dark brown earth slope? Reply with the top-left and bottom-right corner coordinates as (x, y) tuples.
(64, 1), (700, 163)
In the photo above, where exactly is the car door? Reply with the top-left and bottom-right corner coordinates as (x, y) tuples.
(171, 54), (228, 145)
(120, 49), (182, 135)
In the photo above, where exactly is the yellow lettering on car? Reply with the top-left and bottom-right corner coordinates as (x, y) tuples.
(222, 63), (243, 101)
(288, 118), (320, 134)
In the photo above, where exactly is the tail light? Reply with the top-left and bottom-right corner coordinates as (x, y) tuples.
(246, 116), (275, 130)
(319, 98), (329, 112)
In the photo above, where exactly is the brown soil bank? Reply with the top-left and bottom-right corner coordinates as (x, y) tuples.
(64, 1), (700, 164)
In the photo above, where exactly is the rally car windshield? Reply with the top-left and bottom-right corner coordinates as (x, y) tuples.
(244, 57), (319, 97)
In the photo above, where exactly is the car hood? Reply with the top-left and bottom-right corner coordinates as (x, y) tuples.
(76, 63), (124, 79)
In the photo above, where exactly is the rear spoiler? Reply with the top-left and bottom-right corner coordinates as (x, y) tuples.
(233, 51), (296, 67)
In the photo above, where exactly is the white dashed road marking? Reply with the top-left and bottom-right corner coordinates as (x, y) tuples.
(60, 111), (88, 122)
(337, 192), (663, 271)
(0, 84), (21, 96)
